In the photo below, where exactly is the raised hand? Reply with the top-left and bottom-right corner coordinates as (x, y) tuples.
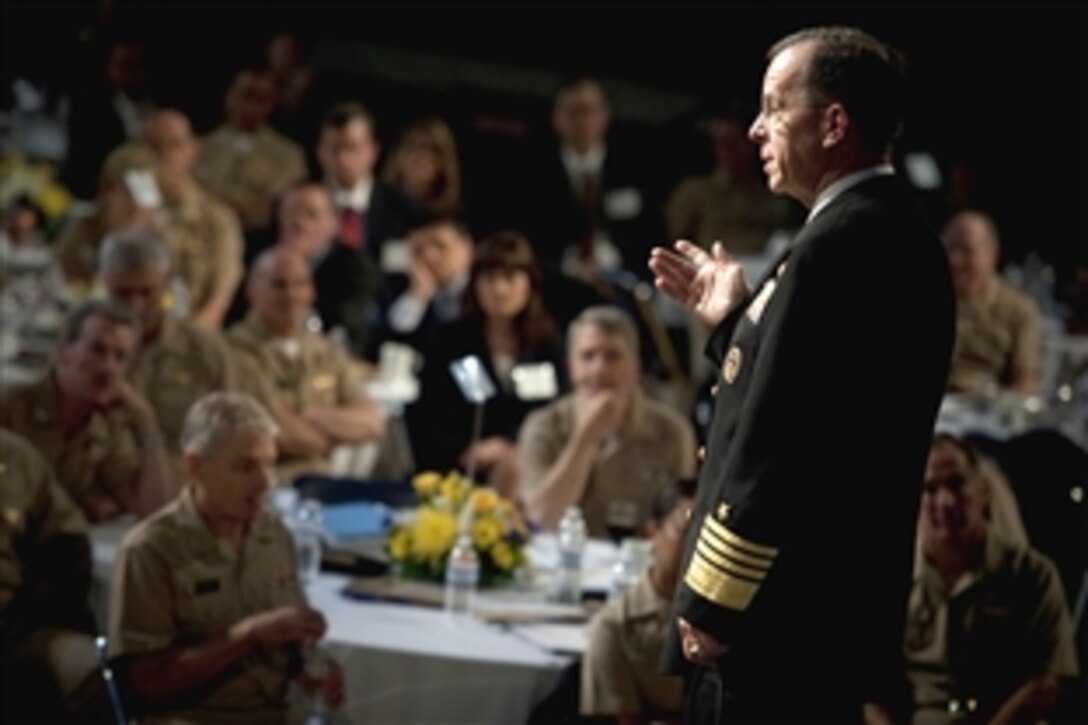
(649, 240), (749, 327)
(574, 390), (627, 441)
(406, 251), (438, 302)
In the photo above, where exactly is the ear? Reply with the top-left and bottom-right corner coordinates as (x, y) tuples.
(821, 103), (849, 148)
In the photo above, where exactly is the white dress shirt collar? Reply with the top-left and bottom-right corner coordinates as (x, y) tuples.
(807, 164), (895, 223)
(560, 144), (606, 183)
(329, 177), (374, 213)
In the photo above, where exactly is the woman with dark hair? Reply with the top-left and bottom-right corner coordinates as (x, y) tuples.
(381, 117), (463, 215)
(407, 231), (564, 496)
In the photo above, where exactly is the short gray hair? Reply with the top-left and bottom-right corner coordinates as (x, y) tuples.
(98, 225), (171, 275)
(62, 299), (140, 344)
(180, 392), (279, 456)
(567, 304), (639, 354)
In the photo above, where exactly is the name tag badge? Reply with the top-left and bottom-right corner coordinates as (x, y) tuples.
(511, 362), (559, 401)
(380, 238), (411, 273)
(193, 578), (220, 596)
(603, 187), (642, 220)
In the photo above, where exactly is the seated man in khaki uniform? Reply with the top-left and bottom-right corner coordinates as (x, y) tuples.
(109, 392), (342, 723)
(228, 247), (386, 483)
(53, 144), (168, 295)
(581, 478), (694, 720)
(867, 434), (1079, 723)
(519, 306), (696, 536)
(1, 428), (98, 722)
(99, 226), (243, 467)
(142, 108), (245, 329)
(943, 210), (1043, 395)
(193, 69), (308, 232)
(1, 300), (175, 522)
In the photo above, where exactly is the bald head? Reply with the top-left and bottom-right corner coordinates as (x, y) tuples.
(144, 109), (200, 176)
(942, 210), (1000, 300)
(246, 247), (315, 335)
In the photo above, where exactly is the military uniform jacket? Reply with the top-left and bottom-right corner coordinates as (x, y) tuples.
(669, 174), (956, 708)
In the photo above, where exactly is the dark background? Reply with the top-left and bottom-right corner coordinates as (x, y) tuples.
(4, 2), (1087, 313)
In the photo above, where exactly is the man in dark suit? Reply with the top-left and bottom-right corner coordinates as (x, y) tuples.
(649, 26), (956, 722)
(525, 77), (663, 284)
(315, 102), (423, 269)
(62, 37), (154, 201)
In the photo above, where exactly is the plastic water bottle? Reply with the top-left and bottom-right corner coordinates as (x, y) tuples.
(293, 499), (324, 587)
(300, 641), (333, 723)
(555, 507), (587, 604)
(444, 533), (479, 617)
(609, 538), (652, 600)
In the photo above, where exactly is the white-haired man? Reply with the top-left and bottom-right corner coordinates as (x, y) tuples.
(109, 392), (341, 722)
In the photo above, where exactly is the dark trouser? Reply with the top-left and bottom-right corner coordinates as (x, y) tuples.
(684, 665), (860, 724)
(685, 666), (724, 725)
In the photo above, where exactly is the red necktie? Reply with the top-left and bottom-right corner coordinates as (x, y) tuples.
(340, 207), (365, 249)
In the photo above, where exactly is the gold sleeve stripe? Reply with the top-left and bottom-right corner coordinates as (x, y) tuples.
(699, 525), (775, 570)
(695, 540), (769, 581)
(685, 550), (760, 611)
(703, 515), (779, 559)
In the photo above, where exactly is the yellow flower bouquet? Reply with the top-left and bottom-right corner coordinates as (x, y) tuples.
(0, 152), (73, 237)
(387, 471), (530, 585)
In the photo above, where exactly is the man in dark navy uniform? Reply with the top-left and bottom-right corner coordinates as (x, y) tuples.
(649, 26), (955, 722)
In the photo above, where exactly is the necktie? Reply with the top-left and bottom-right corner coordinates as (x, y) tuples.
(340, 207), (365, 249)
(577, 172), (602, 262)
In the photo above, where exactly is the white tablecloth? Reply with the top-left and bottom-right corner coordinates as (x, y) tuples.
(89, 523), (626, 724)
(308, 574), (570, 724)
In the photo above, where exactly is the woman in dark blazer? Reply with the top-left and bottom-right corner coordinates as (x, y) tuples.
(407, 231), (565, 496)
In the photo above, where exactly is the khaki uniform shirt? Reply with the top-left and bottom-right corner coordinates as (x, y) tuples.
(162, 181), (245, 316)
(947, 277), (1043, 393)
(581, 573), (683, 717)
(193, 125), (308, 230)
(664, 170), (801, 255)
(0, 427), (88, 621)
(1, 375), (142, 515)
(519, 391), (696, 538)
(52, 211), (108, 292)
(128, 315), (239, 456)
(109, 487), (305, 724)
(905, 534), (1079, 722)
(227, 315), (366, 481)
